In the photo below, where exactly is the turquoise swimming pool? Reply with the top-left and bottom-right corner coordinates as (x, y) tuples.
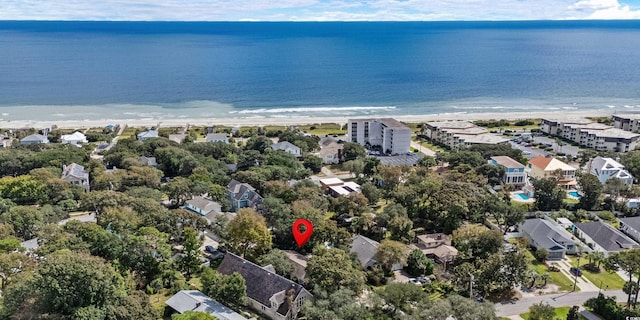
(516, 193), (529, 200)
(569, 191), (581, 198)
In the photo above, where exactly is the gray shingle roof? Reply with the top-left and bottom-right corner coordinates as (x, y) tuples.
(165, 290), (249, 320)
(206, 133), (228, 141)
(350, 235), (379, 268)
(61, 163), (88, 180)
(520, 218), (575, 251)
(227, 179), (262, 202)
(575, 221), (640, 252)
(217, 253), (310, 317)
(271, 141), (300, 151)
(21, 134), (48, 143)
(184, 196), (221, 215)
(137, 130), (158, 139)
(621, 216), (640, 233)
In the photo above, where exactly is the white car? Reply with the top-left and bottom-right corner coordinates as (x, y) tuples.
(408, 278), (422, 285)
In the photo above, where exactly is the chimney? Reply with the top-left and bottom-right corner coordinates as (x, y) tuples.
(195, 302), (201, 308)
(436, 234), (442, 240)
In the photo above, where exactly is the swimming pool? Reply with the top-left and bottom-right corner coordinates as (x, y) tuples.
(515, 193), (529, 200)
(569, 191), (581, 198)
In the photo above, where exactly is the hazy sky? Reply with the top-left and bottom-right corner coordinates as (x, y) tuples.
(2, 0), (640, 21)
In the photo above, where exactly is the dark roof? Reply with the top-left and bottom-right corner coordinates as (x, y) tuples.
(520, 218), (575, 251)
(217, 253), (310, 317)
(621, 216), (640, 233)
(350, 235), (379, 268)
(575, 221), (640, 252)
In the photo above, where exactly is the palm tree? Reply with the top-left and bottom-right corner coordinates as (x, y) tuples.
(541, 273), (550, 287)
(592, 251), (605, 270)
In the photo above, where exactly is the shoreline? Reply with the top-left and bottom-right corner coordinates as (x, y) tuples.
(0, 109), (619, 130)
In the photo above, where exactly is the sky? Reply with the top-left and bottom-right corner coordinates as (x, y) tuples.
(2, 0), (640, 21)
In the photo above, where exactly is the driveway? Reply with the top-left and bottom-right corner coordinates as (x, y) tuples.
(552, 258), (600, 292)
(508, 141), (548, 159)
(410, 140), (437, 157)
(495, 290), (625, 316)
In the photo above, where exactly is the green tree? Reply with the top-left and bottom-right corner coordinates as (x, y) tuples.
(173, 311), (219, 320)
(201, 268), (246, 306)
(307, 247), (366, 295)
(162, 177), (194, 206)
(452, 224), (503, 262)
(257, 249), (293, 277)
(0, 252), (35, 291)
(387, 215), (415, 244)
(578, 173), (603, 210)
(302, 154), (323, 174)
(343, 159), (365, 177)
(527, 302), (555, 320)
(342, 142), (366, 161)
(532, 177), (565, 211)
(226, 208), (272, 259)
(301, 288), (374, 320)
(535, 248), (549, 262)
(375, 240), (408, 272)
(406, 249), (434, 277)
(566, 305), (580, 320)
(360, 182), (381, 204)
(0, 175), (47, 205)
(178, 227), (203, 279)
(1, 205), (44, 240)
(379, 283), (426, 314)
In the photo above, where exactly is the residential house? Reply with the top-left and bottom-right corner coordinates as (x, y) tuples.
(620, 216), (640, 243)
(0, 135), (12, 148)
(557, 217), (574, 230)
(165, 290), (251, 320)
(488, 156), (527, 188)
(60, 131), (88, 145)
(347, 118), (411, 155)
(527, 156), (577, 189)
(318, 178), (360, 197)
(206, 133), (229, 144)
(168, 133), (187, 144)
(350, 235), (403, 271)
(271, 141), (301, 157)
(519, 218), (578, 260)
(284, 250), (308, 284)
(139, 156), (158, 167)
(317, 141), (343, 164)
(137, 129), (159, 141)
(589, 156), (634, 186)
(574, 221), (640, 256)
(416, 233), (458, 266)
(226, 179), (263, 212)
(61, 163), (90, 192)
(20, 133), (49, 145)
(217, 253), (313, 320)
(183, 196), (222, 216)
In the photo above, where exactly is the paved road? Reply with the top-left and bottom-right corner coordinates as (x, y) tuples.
(410, 140), (437, 157)
(495, 290), (625, 316)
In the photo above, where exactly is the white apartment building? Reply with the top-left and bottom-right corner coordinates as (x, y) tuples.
(540, 118), (640, 153)
(613, 114), (640, 133)
(347, 118), (411, 155)
(422, 121), (509, 149)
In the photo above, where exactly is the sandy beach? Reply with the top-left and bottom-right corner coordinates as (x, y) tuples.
(0, 109), (619, 129)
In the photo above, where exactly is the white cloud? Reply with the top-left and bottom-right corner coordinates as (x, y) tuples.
(1, 0), (640, 21)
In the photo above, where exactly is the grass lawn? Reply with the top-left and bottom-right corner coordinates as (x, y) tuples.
(298, 123), (345, 136)
(412, 137), (446, 153)
(568, 256), (625, 290)
(564, 198), (579, 204)
(520, 306), (570, 320)
(523, 249), (575, 292)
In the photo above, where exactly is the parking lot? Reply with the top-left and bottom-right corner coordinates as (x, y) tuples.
(509, 135), (583, 160)
(375, 152), (425, 167)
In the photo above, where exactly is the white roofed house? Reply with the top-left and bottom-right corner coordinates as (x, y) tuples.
(60, 131), (88, 145)
(318, 178), (361, 197)
(61, 163), (90, 192)
(20, 133), (49, 145)
(165, 290), (251, 320)
(271, 141), (301, 157)
(206, 133), (229, 144)
(183, 196), (222, 216)
(137, 129), (159, 141)
(589, 156), (634, 186)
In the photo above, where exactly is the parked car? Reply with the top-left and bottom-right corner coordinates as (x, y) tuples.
(570, 267), (582, 277)
(208, 251), (224, 260)
(408, 278), (422, 285)
(204, 245), (217, 254)
(417, 276), (431, 283)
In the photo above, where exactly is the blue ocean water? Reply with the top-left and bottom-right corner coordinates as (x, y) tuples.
(1, 20), (640, 121)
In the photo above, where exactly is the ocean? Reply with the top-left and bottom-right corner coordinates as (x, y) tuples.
(1, 20), (640, 121)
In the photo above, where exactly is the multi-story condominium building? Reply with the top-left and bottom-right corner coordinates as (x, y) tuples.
(613, 114), (640, 133)
(540, 118), (640, 152)
(347, 118), (411, 155)
(422, 121), (509, 150)
(488, 156), (527, 188)
(527, 156), (577, 189)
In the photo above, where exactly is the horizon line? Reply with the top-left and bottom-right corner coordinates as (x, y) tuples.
(2, 19), (640, 23)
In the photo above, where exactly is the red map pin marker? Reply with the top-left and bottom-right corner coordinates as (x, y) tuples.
(292, 219), (313, 247)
